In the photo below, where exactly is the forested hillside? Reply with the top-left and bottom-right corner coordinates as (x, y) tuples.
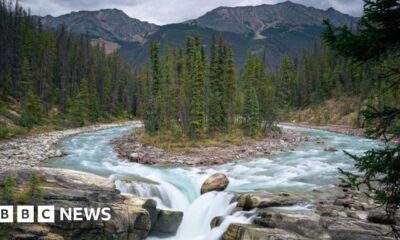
(271, 43), (400, 126)
(0, 1), (138, 139)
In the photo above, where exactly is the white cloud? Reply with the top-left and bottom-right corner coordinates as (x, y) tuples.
(19, 0), (364, 25)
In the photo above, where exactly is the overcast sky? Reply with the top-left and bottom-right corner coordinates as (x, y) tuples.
(19, 0), (364, 25)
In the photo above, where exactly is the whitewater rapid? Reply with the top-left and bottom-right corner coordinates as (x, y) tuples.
(46, 123), (385, 239)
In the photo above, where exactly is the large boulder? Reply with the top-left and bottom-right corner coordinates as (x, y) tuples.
(321, 216), (395, 240)
(255, 209), (329, 239)
(152, 209), (184, 234)
(237, 193), (304, 210)
(222, 223), (310, 240)
(200, 173), (229, 194)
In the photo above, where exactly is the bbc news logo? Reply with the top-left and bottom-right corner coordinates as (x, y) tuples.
(0, 206), (111, 223)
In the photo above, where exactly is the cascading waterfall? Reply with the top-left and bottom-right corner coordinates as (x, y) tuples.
(47, 124), (386, 240)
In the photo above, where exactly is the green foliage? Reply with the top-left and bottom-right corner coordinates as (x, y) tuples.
(0, 175), (16, 204)
(19, 90), (43, 128)
(142, 35), (280, 139)
(323, 0), (400, 236)
(242, 87), (260, 137)
(23, 173), (44, 205)
(323, 0), (400, 62)
(277, 55), (293, 110)
(208, 36), (229, 133)
(0, 1), (138, 131)
(0, 124), (9, 139)
(68, 78), (90, 127)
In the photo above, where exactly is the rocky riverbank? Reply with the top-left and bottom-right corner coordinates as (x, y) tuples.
(283, 122), (365, 137)
(0, 121), (138, 172)
(1, 167), (183, 240)
(216, 184), (399, 240)
(112, 128), (306, 166)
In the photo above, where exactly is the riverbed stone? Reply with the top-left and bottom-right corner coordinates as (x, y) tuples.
(367, 210), (396, 225)
(200, 173), (229, 194)
(324, 147), (338, 152)
(321, 216), (396, 240)
(334, 197), (354, 208)
(151, 209), (184, 234)
(210, 216), (224, 228)
(237, 193), (304, 210)
(222, 223), (311, 240)
(255, 209), (329, 239)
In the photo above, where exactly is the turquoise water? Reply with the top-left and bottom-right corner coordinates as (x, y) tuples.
(46, 123), (386, 239)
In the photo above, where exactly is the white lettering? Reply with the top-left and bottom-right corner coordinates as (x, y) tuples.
(101, 208), (111, 221)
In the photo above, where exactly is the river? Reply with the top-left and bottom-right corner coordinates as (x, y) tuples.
(45, 123), (385, 239)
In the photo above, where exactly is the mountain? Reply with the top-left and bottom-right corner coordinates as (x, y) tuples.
(40, 9), (158, 53)
(39, 1), (357, 66)
(186, 2), (355, 37)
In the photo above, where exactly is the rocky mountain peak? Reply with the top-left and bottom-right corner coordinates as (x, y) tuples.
(186, 1), (356, 36)
(40, 9), (159, 43)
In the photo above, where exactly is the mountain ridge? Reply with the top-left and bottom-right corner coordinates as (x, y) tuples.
(40, 8), (159, 43)
(37, 1), (357, 66)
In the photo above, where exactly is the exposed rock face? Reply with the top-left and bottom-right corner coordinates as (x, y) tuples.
(321, 216), (394, 240)
(40, 9), (158, 43)
(222, 223), (309, 240)
(255, 210), (329, 239)
(2, 168), (182, 240)
(36, 2), (357, 67)
(187, 1), (356, 36)
(200, 173), (229, 194)
(237, 193), (303, 210)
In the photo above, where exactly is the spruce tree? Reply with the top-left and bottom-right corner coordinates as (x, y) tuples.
(144, 43), (161, 134)
(277, 55), (292, 110)
(69, 78), (90, 127)
(189, 39), (206, 139)
(242, 87), (260, 137)
(225, 46), (238, 127)
(242, 56), (260, 137)
(208, 36), (227, 133)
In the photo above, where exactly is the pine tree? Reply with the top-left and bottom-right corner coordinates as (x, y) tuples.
(241, 56), (260, 137)
(208, 36), (227, 133)
(189, 38), (206, 139)
(68, 78), (90, 126)
(277, 55), (292, 110)
(144, 43), (161, 134)
(225, 46), (238, 127)
(89, 84), (100, 122)
(19, 58), (42, 128)
(242, 86), (260, 137)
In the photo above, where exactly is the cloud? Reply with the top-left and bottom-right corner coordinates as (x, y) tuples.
(19, 0), (364, 25)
